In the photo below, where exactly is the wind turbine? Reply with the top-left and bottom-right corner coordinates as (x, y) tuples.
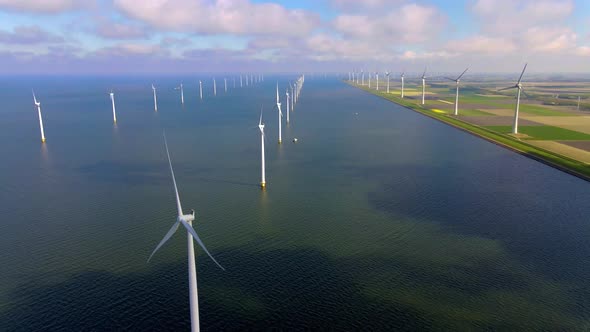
(286, 88), (290, 124)
(361, 70), (365, 85)
(499, 63), (528, 134)
(152, 84), (158, 112)
(577, 96), (581, 111)
(376, 71), (379, 91)
(421, 68), (427, 105)
(401, 72), (405, 98)
(276, 84), (283, 144)
(385, 71), (390, 93)
(445, 67), (469, 116)
(109, 89), (117, 123)
(213, 78), (217, 96)
(224, 78), (227, 93)
(199, 81), (203, 100)
(148, 133), (224, 332)
(258, 109), (266, 189)
(368, 72), (371, 88)
(175, 83), (184, 104)
(290, 83), (294, 112)
(32, 90), (46, 143)
(240, 75), (243, 88)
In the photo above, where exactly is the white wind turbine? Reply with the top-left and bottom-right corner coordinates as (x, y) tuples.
(213, 78), (217, 96)
(286, 88), (290, 124)
(109, 89), (117, 123)
(368, 72), (371, 88)
(276, 83), (283, 144)
(224, 78), (227, 93)
(240, 75), (243, 87)
(385, 71), (390, 93)
(258, 110), (266, 188)
(32, 90), (46, 143)
(152, 84), (158, 112)
(148, 133), (225, 332)
(421, 68), (427, 105)
(290, 83), (294, 112)
(401, 72), (405, 98)
(445, 67), (469, 116)
(175, 83), (184, 104)
(199, 81), (203, 100)
(499, 63), (528, 134)
(376, 71), (379, 91)
(361, 70), (365, 85)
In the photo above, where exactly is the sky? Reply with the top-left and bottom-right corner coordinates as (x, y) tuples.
(0, 0), (588, 74)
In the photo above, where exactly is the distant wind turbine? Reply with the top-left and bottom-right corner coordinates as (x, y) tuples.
(401, 72), (405, 98)
(240, 75), (243, 88)
(577, 96), (581, 111)
(368, 72), (371, 88)
(286, 88), (290, 124)
(385, 71), (390, 93)
(421, 68), (427, 105)
(224, 78), (227, 93)
(376, 72), (379, 91)
(175, 83), (184, 104)
(276, 84), (283, 144)
(258, 109), (266, 189)
(109, 89), (117, 123)
(32, 90), (46, 143)
(213, 78), (217, 96)
(498, 63), (528, 134)
(152, 84), (158, 112)
(199, 81), (203, 100)
(445, 67), (469, 116)
(148, 133), (225, 332)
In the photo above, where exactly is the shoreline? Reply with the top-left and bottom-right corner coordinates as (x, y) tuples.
(347, 81), (590, 182)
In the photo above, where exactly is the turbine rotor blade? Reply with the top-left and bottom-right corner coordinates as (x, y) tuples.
(444, 77), (456, 82)
(163, 133), (183, 216)
(457, 67), (469, 81)
(517, 63), (527, 84)
(180, 219), (225, 270)
(147, 221), (180, 262)
(32, 89), (37, 104)
(498, 86), (517, 91)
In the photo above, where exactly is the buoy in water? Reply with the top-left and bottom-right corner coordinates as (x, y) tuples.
(293, 138), (298, 143)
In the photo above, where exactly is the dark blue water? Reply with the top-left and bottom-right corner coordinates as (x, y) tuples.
(0, 76), (589, 330)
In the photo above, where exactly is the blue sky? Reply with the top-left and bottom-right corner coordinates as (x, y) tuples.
(0, 0), (588, 73)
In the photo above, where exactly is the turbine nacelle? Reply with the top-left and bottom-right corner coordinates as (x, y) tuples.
(179, 210), (196, 223)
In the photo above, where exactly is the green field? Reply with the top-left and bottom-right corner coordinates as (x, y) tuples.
(456, 109), (494, 116)
(485, 126), (590, 140)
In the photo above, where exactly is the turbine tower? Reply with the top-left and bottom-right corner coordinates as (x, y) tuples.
(109, 90), (117, 123)
(286, 88), (290, 124)
(401, 72), (405, 98)
(152, 84), (158, 112)
(32, 90), (46, 143)
(175, 83), (184, 104)
(499, 64), (528, 134)
(148, 134), (225, 332)
(240, 75), (243, 87)
(224, 78), (227, 93)
(421, 68), (427, 105)
(445, 67), (469, 116)
(276, 84), (283, 144)
(258, 110), (266, 189)
(213, 78), (217, 96)
(376, 71), (379, 91)
(199, 81), (203, 100)
(385, 71), (390, 93)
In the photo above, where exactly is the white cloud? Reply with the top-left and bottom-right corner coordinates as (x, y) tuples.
(333, 3), (446, 44)
(113, 0), (320, 37)
(0, 0), (91, 13)
(446, 36), (516, 54)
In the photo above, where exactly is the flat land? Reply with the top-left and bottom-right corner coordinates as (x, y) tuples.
(349, 78), (590, 178)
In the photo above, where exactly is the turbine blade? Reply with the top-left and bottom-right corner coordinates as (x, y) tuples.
(457, 67), (469, 80)
(521, 88), (531, 99)
(32, 89), (37, 104)
(180, 219), (225, 270)
(276, 83), (279, 103)
(259, 106), (263, 126)
(517, 63), (527, 84)
(444, 77), (456, 82)
(422, 67), (426, 78)
(147, 221), (180, 262)
(498, 86), (517, 91)
(163, 133), (183, 216)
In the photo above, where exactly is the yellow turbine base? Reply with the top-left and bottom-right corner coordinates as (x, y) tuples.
(260, 182), (266, 189)
(41, 138), (46, 143)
